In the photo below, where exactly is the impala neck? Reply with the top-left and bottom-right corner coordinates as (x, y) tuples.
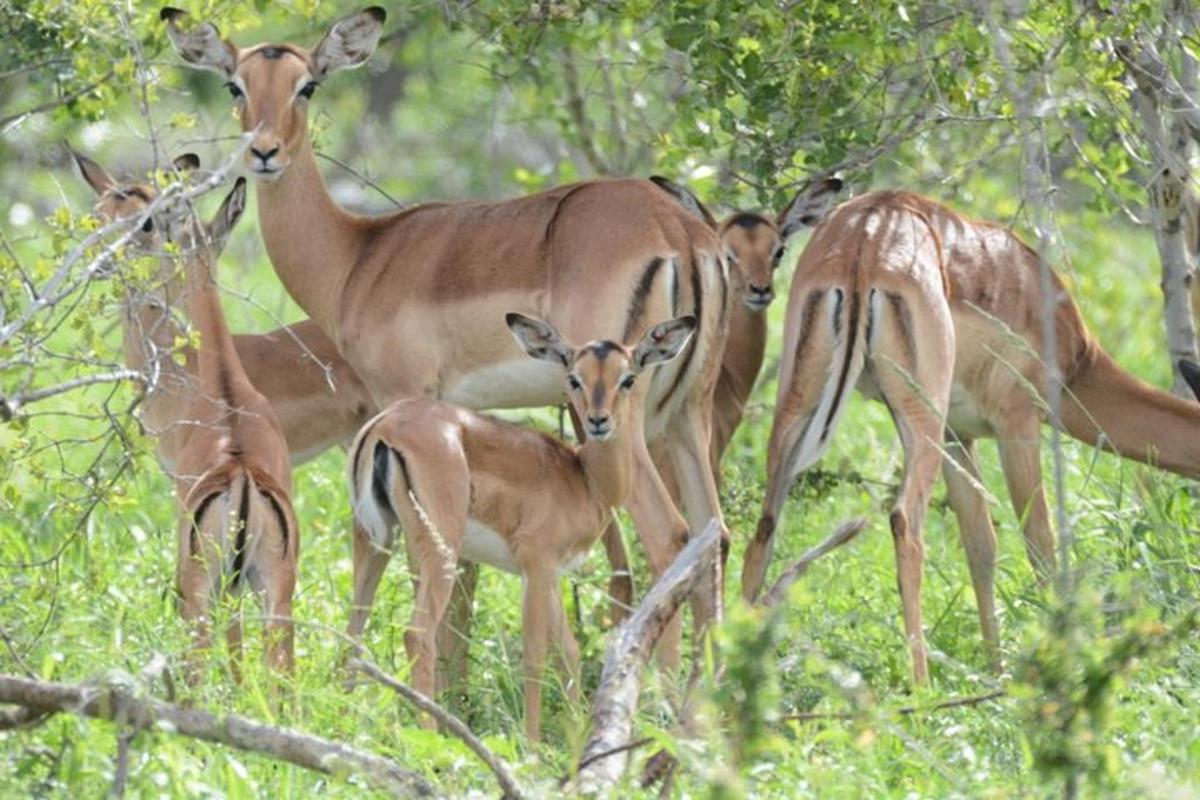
(183, 251), (250, 400)
(578, 424), (634, 510)
(255, 138), (363, 336)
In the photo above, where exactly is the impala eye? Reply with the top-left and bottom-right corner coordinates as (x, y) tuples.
(619, 374), (636, 392)
(567, 374), (583, 392)
(298, 81), (319, 99)
(225, 82), (243, 100)
(772, 245), (786, 267)
(141, 217), (154, 233)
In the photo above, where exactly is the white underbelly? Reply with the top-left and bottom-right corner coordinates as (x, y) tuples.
(461, 519), (520, 574)
(443, 359), (565, 410)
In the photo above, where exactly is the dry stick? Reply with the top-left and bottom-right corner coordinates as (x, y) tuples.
(348, 656), (525, 800)
(569, 519), (721, 794)
(758, 518), (869, 609)
(780, 688), (1006, 723)
(637, 518), (868, 790)
(0, 675), (438, 798)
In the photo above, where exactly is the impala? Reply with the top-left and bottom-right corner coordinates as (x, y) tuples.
(348, 314), (696, 739)
(163, 6), (731, 656)
(75, 156), (299, 676)
(648, 175), (843, 477)
(745, 190), (1200, 683)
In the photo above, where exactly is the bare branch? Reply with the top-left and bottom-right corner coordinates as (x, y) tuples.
(0, 71), (114, 134)
(0, 370), (143, 421)
(570, 519), (721, 793)
(781, 688), (1007, 723)
(0, 674), (438, 798)
(348, 656), (524, 800)
(759, 518), (868, 609)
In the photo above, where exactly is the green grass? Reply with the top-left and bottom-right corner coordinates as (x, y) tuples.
(1, 203), (1199, 798)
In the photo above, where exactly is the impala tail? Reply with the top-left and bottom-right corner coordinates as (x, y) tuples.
(1059, 345), (1200, 479)
(184, 463), (296, 595)
(743, 282), (870, 601)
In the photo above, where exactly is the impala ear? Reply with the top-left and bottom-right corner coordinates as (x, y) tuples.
(777, 176), (843, 240)
(650, 175), (718, 228)
(632, 316), (697, 371)
(70, 147), (116, 196)
(311, 6), (386, 79)
(172, 153), (201, 174)
(205, 177), (247, 253)
(161, 7), (237, 76)
(1179, 359), (1200, 401)
(506, 312), (571, 368)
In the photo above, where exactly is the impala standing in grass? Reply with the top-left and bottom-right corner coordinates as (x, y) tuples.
(348, 314), (696, 739)
(162, 6), (731, 659)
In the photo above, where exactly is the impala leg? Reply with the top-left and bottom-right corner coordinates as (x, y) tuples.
(872, 293), (953, 687)
(996, 409), (1056, 581)
(942, 436), (1001, 670)
(347, 521), (393, 642)
(435, 560), (478, 707)
(665, 405), (729, 631)
(261, 560), (296, 677)
(405, 553), (457, 727)
(178, 519), (216, 686)
(225, 600), (244, 685)
(550, 585), (582, 707)
(625, 427), (690, 669)
(522, 568), (557, 741)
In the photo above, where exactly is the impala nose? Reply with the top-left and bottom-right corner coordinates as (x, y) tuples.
(250, 145), (279, 165)
(746, 283), (774, 309)
(586, 413), (612, 439)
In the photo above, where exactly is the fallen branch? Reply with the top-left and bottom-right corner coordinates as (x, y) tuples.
(781, 688), (1007, 723)
(569, 519), (721, 794)
(0, 674), (437, 798)
(348, 656), (524, 800)
(759, 518), (868, 608)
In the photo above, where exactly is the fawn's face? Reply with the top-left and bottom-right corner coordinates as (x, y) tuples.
(506, 314), (698, 442)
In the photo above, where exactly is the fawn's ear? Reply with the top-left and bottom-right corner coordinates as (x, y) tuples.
(777, 176), (843, 240)
(1179, 359), (1200, 401)
(205, 177), (247, 253)
(161, 7), (238, 76)
(632, 315), (697, 371)
(650, 175), (718, 227)
(70, 148), (116, 196)
(311, 6), (386, 79)
(506, 313), (572, 368)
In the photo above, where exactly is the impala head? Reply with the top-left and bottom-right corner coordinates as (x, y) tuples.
(651, 174), (844, 312)
(161, 6), (385, 179)
(507, 313), (696, 442)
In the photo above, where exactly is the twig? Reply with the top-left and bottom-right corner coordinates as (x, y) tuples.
(348, 655), (524, 800)
(0, 370), (143, 421)
(573, 736), (651, 774)
(0, 674), (438, 798)
(0, 71), (114, 134)
(759, 518), (868, 608)
(781, 688), (1007, 722)
(569, 519), (721, 793)
(316, 151), (408, 210)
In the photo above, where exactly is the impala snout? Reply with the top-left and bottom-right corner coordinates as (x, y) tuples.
(586, 413), (614, 441)
(247, 137), (287, 178)
(745, 283), (775, 311)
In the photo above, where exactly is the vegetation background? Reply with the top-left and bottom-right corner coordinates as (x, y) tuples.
(1, 0), (1199, 796)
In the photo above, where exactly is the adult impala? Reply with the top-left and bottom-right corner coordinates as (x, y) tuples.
(349, 314), (695, 739)
(75, 155), (299, 676)
(746, 189), (1200, 683)
(163, 6), (731, 652)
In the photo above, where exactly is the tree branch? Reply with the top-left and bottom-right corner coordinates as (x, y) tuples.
(348, 656), (524, 800)
(759, 518), (868, 609)
(0, 370), (143, 422)
(0, 674), (438, 798)
(569, 519), (721, 793)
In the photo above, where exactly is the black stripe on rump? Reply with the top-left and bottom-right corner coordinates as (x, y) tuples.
(189, 491), (222, 557)
(623, 256), (665, 343)
(229, 478), (252, 589)
(656, 250), (703, 412)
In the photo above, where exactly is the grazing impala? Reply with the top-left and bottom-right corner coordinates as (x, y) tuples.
(74, 155), (301, 676)
(163, 6), (730, 654)
(745, 190), (1200, 683)
(348, 314), (696, 739)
